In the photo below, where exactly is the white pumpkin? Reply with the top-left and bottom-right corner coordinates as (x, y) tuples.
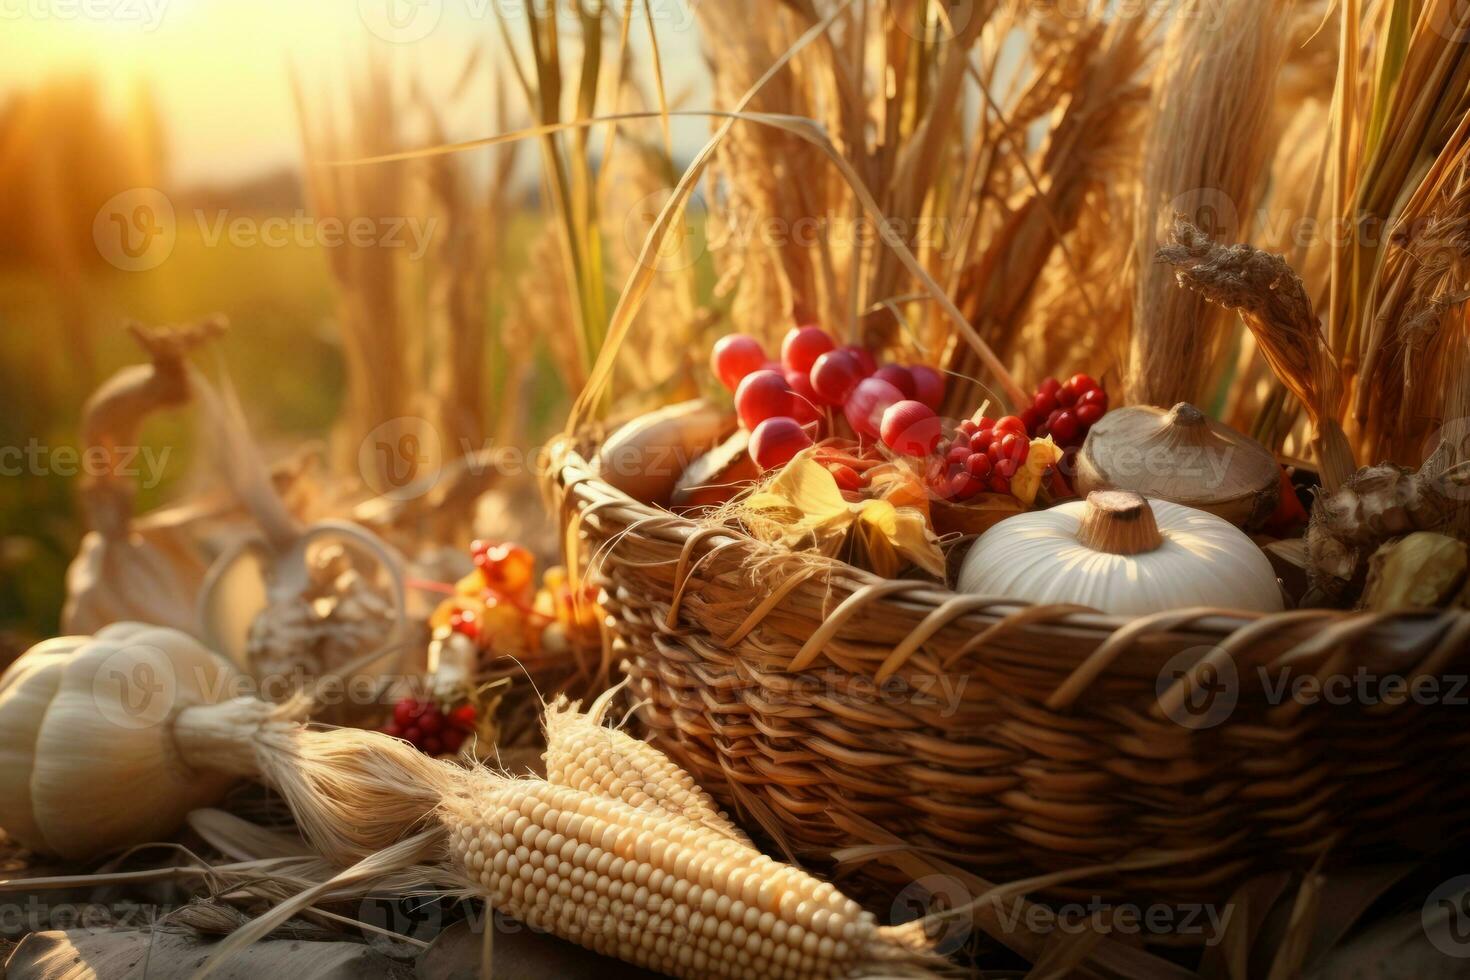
(957, 491), (1284, 616)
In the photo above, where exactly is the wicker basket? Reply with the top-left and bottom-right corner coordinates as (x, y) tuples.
(553, 441), (1470, 910)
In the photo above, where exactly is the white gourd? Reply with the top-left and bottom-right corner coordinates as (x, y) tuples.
(957, 490), (1284, 616)
(0, 623), (297, 860)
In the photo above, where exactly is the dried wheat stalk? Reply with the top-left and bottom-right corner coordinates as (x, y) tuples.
(1129, 0), (1291, 408)
(1157, 217), (1356, 490)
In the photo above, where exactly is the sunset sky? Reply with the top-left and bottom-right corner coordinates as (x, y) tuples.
(1, 0), (707, 183)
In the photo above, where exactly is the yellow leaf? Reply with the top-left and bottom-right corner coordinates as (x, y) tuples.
(1013, 437), (1063, 506)
(855, 500), (947, 578)
(743, 455), (945, 578)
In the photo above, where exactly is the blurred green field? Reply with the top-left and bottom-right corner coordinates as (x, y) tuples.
(0, 205), (551, 648)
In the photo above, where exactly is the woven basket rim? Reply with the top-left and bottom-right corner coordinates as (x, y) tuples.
(554, 444), (1470, 656)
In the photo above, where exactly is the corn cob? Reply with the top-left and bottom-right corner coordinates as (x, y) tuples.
(243, 700), (939, 979)
(543, 691), (753, 846)
(441, 776), (932, 979)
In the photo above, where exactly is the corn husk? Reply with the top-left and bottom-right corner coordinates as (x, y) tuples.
(1360, 532), (1469, 611)
(741, 455), (945, 579)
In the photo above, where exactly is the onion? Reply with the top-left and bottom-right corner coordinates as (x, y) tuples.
(872, 364), (915, 399)
(843, 345), (878, 377)
(781, 326), (835, 374)
(909, 365), (945, 410)
(734, 370), (794, 429)
(1075, 402), (1281, 528)
(844, 377), (904, 439)
(784, 368), (824, 424)
(749, 417), (814, 470)
(809, 349), (863, 405)
(880, 400), (941, 457)
(710, 334), (767, 392)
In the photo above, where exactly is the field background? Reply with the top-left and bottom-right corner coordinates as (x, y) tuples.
(0, 5), (712, 651)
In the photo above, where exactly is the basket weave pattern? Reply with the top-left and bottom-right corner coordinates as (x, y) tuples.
(556, 448), (1470, 906)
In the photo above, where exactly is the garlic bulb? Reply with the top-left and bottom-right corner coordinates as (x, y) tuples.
(244, 543), (398, 692)
(0, 623), (302, 860)
(957, 491), (1284, 616)
(1075, 403), (1280, 528)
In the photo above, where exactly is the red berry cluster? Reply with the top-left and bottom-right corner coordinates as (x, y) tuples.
(710, 326), (946, 472)
(927, 415), (1031, 501)
(382, 698), (478, 756)
(1019, 374), (1107, 448)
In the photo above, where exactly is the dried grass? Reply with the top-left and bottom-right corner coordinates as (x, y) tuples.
(688, 2), (1159, 415)
(292, 53), (522, 496)
(1128, 0), (1293, 408)
(1321, 0), (1470, 469)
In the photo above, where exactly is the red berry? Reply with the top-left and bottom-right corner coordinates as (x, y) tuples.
(880, 400), (942, 457)
(711, 334), (767, 391)
(1058, 383), (1079, 407)
(1067, 373), (1099, 395)
(402, 726), (423, 745)
(950, 431), (971, 452)
(1038, 377), (1062, 396)
(810, 349), (863, 404)
(449, 704), (478, 730)
(994, 457), (1019, 479)
(872, 364), (916, 399)
(1033, 391), (1058, 416)
(1078, 387), (1107, 408)
(1019, 407), (1043, 434)
(999, 432), (1029, 464)
(1076, 402), (1105, 427)
(975, 415), (996, 431)
(419, 710), (443, 734)
(844, 377), (905, 439)
(994, 415), (1027, 437)
(449, 609), (479, 640)
(422, 736), (443, 756)
(735, 369), (794, 429)
(964, 453), (992, 479)
(948, 443), (971, 464)
(957, 419), (979, 437)
(843, 345), (878, 377)
(948, 471), (981, 500)
(442, 728), (466, 753)
(1051, 410), (1081, 445)
(909, 365), (946, 410)
(782, 326), (835, 374)
(989, 474), (1012, 494)
(393, 699), (416, 726)
(383, 722), (402, 738)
